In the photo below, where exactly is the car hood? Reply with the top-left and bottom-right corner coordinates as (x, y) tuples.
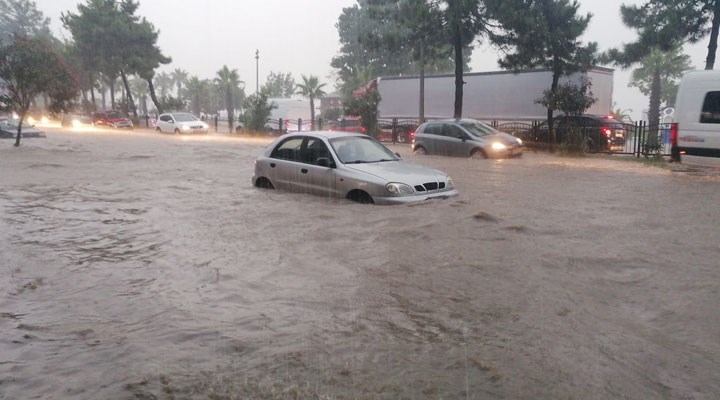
(343, 161), (447, 185)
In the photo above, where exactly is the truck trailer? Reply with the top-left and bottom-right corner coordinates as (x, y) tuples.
(377, 67), (614, 122)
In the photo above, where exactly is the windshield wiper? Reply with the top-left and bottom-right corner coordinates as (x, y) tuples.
(343, 160), (370, 164)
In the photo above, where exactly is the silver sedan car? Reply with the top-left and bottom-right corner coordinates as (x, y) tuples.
(252, 131), (458, 205)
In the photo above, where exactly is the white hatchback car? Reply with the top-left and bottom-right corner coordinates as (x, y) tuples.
(156, 112), (209, 134)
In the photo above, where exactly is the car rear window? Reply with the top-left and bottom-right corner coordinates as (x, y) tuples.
(700, 91), (720, 123)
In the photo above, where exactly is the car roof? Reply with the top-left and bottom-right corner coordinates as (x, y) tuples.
(280, 130), (368, 140)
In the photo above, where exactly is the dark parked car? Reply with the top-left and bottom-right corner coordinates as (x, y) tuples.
(531, 115), (627, 151)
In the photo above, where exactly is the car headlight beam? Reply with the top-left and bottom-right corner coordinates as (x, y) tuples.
(492, 142), (507, 151)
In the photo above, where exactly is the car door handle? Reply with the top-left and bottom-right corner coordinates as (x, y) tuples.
(301, 168), (308, 174)
(270, 163), (276, 168)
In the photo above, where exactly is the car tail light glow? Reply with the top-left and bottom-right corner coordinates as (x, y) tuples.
(670, 122), (678, 147)
(602, 127), (612, 137)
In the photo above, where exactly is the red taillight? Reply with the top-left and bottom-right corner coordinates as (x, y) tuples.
(361, 127), (366, 133)
(670, 122), (678, 147)
(602, 127), (612, 137)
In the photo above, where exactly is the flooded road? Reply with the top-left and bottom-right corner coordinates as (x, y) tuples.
(1, 129), (719, 399)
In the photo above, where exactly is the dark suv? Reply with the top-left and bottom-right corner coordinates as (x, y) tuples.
(532, 115), (626, 151)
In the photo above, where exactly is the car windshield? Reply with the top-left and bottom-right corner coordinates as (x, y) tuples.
(329, 136), (399, 164)
(105, 111), (123, 119)
(173, 113), (197, 122)
(460, 120), (497, 137)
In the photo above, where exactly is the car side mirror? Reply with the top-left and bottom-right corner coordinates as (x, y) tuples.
(395, 152), (402, 158)
(316, 157), (334, 168)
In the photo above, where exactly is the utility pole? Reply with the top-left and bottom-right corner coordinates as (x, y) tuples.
(255, 49), (259, 95)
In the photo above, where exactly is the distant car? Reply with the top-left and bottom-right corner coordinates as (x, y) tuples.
(412, 118), (523, 158)
(92, 110), (133, 129)
(329, 116), (366, 134)
(155, 112), (209, 134)
(531, 115), (627, 151)
(61, 112), (93, 128)
(252, 131), (459, 205)
(0, 120), (46, 139)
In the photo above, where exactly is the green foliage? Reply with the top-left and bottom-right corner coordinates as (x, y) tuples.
(607, 0), (710, 68)
(170, 68), (188, 99)
(536, 77), (597, 117)
(0, 0), (53, 44)
(296, 75), (326, 128)
(62, 0), (171, 112)
(331, 0), (469, 96)
(322, 107), (342, 121)
(628, 43), (692, 109)
(557, 127), (588, 156)
(243, 93), (277, 132)
(215, 65), (243, 129)
(344, 90), (381, 138)
(0, 34), (79, 146)
(158, 95), (185, 113)
(261, 71), (295, 98)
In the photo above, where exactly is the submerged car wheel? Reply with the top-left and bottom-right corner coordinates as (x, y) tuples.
(414, 146), (427, 155)
(155, 127), (161, 133)
(254, 177), (274, 189)
(346, 190), (374, 204)
(174, 128), (180, 134)
(470, 149), (487, 159)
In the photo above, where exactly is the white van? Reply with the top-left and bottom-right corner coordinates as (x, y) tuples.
(673, 70), (720, 158)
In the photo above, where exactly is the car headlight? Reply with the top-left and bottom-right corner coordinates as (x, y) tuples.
(385, 182), (415, 196)
(492, 142), (507, 151)
(446, 176), (454, 189)
(181, 125), (191, 131)
(516, 138), (523, 145)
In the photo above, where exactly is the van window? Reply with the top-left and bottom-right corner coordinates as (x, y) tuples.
(700, 91), (720, 123)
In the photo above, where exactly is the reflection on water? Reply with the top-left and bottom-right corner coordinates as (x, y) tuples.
(0, 130), (719, 399)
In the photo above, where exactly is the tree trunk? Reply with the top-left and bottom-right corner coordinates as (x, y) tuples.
(146, 78), (164, 115)
(109, 78), (116, 110)
(310, 96), (316, 129)
(647, 68), (662, 146)
(705, 0), (720, 70)
(226, 89), (233, 133)
(453, 20), (464, 119)
(548, 70), (560, 151)
(14, 109), (27, 147)
(121, 71), (138, 119)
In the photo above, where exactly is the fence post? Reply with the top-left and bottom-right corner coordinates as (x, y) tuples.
(214, 115), (218, 133)
(392, 118), (398, 144)
(318, 117), (323, 130)
(279, 118), (283, 133)
(298, 118), (302, 132)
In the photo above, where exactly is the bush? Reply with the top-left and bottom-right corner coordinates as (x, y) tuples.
(557, 127), (588, 156)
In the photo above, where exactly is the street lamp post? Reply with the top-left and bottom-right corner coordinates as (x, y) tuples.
(255, 49), (259, 95)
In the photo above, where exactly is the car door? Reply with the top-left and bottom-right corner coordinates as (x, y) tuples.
(158, 114), (173, 132)
(421, 123), (443, 154)
(298, 138), (337, 197)
(268, 136), (305, 191)
(443, 124), (472, 156)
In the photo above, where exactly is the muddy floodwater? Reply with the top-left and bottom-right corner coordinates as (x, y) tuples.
(1, 128), (719, 399)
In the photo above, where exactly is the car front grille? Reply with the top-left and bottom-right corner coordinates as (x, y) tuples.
(414, 181), (445, 192)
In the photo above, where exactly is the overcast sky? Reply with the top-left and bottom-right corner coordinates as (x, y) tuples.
(34, 0), (709, 121)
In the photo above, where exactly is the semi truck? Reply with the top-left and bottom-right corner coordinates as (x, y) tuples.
(376, 67), (614, 122)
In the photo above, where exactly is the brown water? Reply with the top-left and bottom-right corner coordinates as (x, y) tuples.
(1, 129), (719, 399)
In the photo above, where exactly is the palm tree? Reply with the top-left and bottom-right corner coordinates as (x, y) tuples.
(170, 68), (188, 99)
(629, 42), (692, 145)
(154, 71), (173, 98)
(214, 65), (243, 132)
(129, 77), (149, 116)
(296, 74), (326, 129)
(185, 75), (209, 117)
